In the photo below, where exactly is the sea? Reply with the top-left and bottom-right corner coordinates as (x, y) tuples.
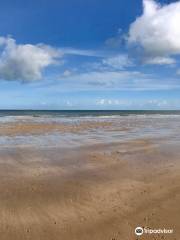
(0, 110), (180, 118)
(0, 110), (180, 148)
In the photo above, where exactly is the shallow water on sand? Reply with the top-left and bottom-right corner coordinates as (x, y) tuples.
(0, 114), (180, 148)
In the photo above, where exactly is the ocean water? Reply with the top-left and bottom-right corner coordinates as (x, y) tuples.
(0, 110), (180, 148)
(0, 110), (180, 119)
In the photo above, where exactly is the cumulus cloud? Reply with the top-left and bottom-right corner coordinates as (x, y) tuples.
(0, 36), (111, 82)
(128, 0), (180, 64)
(0, 36), (60, 82)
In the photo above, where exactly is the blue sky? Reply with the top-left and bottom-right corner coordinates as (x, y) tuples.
(0, 0), (180, 109)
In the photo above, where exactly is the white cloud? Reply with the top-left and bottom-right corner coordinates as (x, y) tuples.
(60, 48), (104, 57)
(144, 56), (176, 65)
(54, 69), (180, 91)
(0, 36), (112, 82)
(0, 36), (61, 82)
(95, 98), (176, 109)
(96, 98), (132, 106)
(128, 0), (180, 64)
(66, 70), (144, 88)
(147, 99), (168, 107)
(62, 70), (72, 77)
(102, 54), (133, 69)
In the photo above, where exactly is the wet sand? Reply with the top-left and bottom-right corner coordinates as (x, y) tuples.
(0, 121), (113, 136)
(0, 120), (180, 239)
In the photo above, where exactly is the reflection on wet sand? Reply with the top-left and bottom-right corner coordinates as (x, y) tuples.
(0, 116), (180, 240)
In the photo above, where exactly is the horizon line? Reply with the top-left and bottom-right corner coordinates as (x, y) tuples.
(0, 109), (179, 111)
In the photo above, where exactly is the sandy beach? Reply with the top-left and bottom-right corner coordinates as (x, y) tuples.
(0, 114), (180, 240)
(1, 0), (180, 239)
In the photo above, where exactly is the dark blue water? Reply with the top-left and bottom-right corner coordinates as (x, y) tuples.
(0, 110), (179, 118)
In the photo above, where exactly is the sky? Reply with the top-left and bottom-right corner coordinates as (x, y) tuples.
(0, 0), (180, 109)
